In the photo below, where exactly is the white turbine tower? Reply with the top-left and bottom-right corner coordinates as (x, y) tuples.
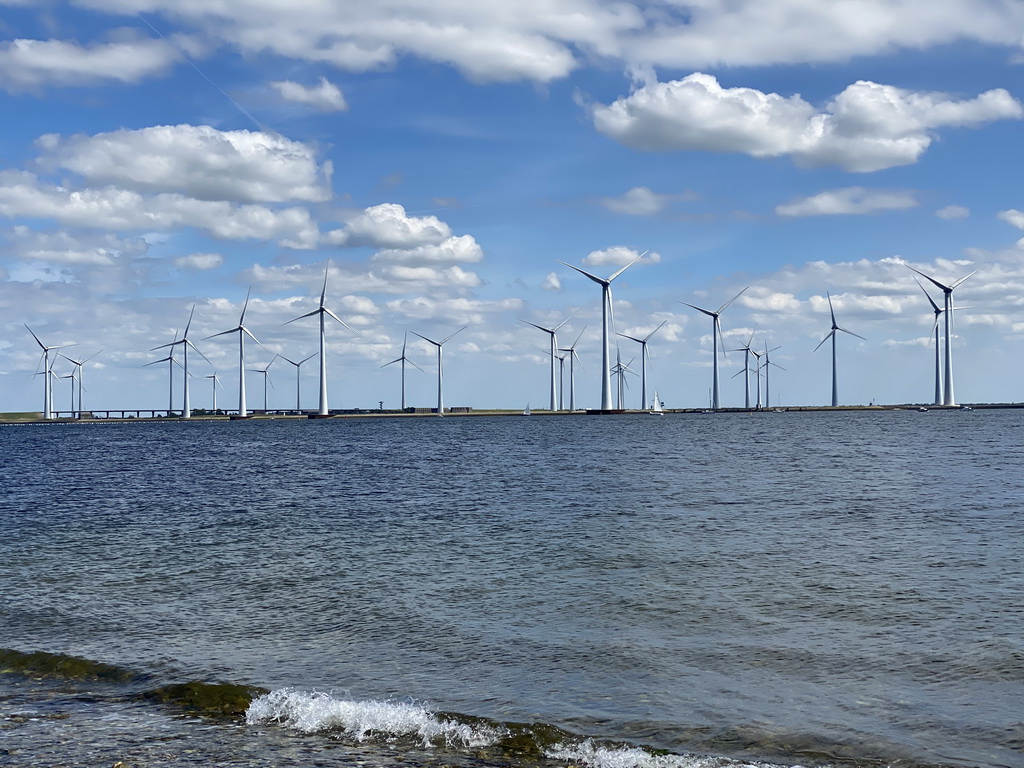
(151, 306), (211, 420)
(381, 332), (424, 410)
(731, 329), (757, 409)
(558, 252), (646, 411)
(145, 353), (181, 416)
(286, 261), (353, 418)
(205, 287), (262, 418)
(411, 326), (466, 416)
(206, 371), (222, 413)
(521, 312), (575, 411)
(762, 343), (784, 409)
(617, 320), (666, 411)
(25, 325), (72, 420)
(680, 287), (748, 410)
(914, 277), (944, 406)
(813, 292), (865, 407)
(277, 353), (317, 412)
(557, 325), (587, 412)
(906, 266), (976, 407)
(250, 362), (274, 412)
(61, 350), (101, 419)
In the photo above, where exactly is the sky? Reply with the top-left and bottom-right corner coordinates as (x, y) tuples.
(3, 0), (1024, 413)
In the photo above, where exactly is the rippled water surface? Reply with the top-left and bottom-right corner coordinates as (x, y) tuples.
(2, 410), (1023, 768)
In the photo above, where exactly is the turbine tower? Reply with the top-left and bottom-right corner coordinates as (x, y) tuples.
(914, 277), (944, 406)
(680, 287), (748, 410)
(250, 362), (274, 412)
(285, 260), (353, 418)
(617, 320), (666, 411)
(557, 325), (587, 411)
(25, 325), (72, 420)
(381, 332), (423, 410)
(61, 350), (101, 419)
(278, 353), (317, 412)
(206, 371), (222, 413)
(411, 326), (466, 416)
(558, 252), (646, 411)
(731, 329), (756, 409)
(151, 305), (211, 419)
(205, 287), (261, 418)
(145, 353), (181, 416)
(521, 312), (575, 411)
(762, 343), (784, 409)
(813, 292), (865, 407)
(906, 266), (976, 407)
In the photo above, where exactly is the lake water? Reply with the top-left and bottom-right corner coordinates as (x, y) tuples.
(1, 410), (1022, 768)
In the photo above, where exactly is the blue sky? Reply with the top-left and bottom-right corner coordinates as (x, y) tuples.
(3, 0), (1024, 412)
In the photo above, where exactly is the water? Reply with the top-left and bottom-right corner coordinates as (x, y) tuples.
(1, 410), (1022, 768)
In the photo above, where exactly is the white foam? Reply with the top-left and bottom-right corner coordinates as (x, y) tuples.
(245, 688), (500, 747)
(546, 739), (803, 768)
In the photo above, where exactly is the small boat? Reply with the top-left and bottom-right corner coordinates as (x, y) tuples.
(522, 404), (531, 416)
(650, 392), (664, 415)
(917, 406), (928, 412)
(960, 405), (974, 411)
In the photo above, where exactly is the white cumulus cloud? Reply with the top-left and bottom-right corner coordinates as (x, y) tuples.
(776, 187), (919, 217)
(325, 203), (452, 248)
(270, 76), (348, 112)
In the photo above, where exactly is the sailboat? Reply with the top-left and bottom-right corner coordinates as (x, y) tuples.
(650, 392), (664, 415)
(523, 403), (531, 416)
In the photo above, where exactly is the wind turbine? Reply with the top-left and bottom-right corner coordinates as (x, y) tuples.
(559, 252), (646, 411)
(381, 331), (424, 410)
(206, 371), (222, 413)
(145, 353), (181, 416)
(25, 325), (72, 420)
(151, 305), (212, 419)
(906, 265), (976, 407)
(411, 326), (466, 416)
(610, 349), (637, 410)
(277, 352), (318, 412)
(617, 320), (666, 412)
(521, 312), (576, 411)
(285, 260), (354, 418)
(205, 287), (262, 418)
(557, 325), (587, 411)
(61, 350), (101, 419)
(733, 331), (757, 415)
(250, 361), (275, 412)
(762, 343), (785, 409)
(914, 277), (944, 406)
(59, 370), (77, 416)
(813, 292), (865, 407)
(680, 287), (748, 410)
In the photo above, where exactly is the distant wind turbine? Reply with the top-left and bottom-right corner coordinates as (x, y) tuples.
(25, 325), (72, 420)
(205, 287), (262, 418)
(521, 312), (576, 411)
(381, 331), (424, 411)
(617, 320), (666, 411)
(914, 277), (944, 406)
(277, 352), (318, 412)
(151, 305), (211, 419)
(250, 361), (275, 412)
(557, 325), (587, 411)
(59, 370), (77, 416)
(145, 353), (181, 416)
(611, 349), (637, 410)
(205, 371), (223, 412)
(680, 287), (748, 410)
(906, 265), (976, 407)
(813, 292), (865, 407)
(61, 350), (101, 419)
(559, 252), (646, 411)
(762, 343), (785, 409)
(285, 260), (354, 418)
(411, 326), (466, 416)
(731, 329), (757, 409)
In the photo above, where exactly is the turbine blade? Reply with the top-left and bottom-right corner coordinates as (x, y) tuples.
(183, 304), (196, 337)
(837, 327), (867, 341)
(826, 291), (837, 326)
(24, 324), (46, 350)
(679, 301), (716, 318)
(441, 326), (467, 345)
(905, 265), (951, 293)
(323, 307), (356, 333)
(950, 269), (978, 290)
(239, 286), (252, 324)
(204, 327), (240, 340)
(185, 339), (214, 366)
(552, 310), (578, 333)
(411, 330), (440, 346)
(813, 330), (835, 352)
(913, 277), (943, 314)
(569, 325), (587, 349)
(607, 251), (646, 282)
(643, 320), (667, 343)
(717, 286), (748, 314)
(558, 260), (607, 286)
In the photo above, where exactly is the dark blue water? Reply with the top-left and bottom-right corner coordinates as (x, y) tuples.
(1, 410), (1022, 768)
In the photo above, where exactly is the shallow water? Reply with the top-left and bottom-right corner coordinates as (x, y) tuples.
(1, 410), (1022, 767)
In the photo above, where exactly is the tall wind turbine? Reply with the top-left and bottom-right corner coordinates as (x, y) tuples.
(205, 287), (262, 418)
(250, 362), (275, 412)
(61, 350), (101, 419)
(151, 306), (211, 419)
(381, 332), (423, 410)
(277, 353), (317, 412)
(559, 252), (646, 411)
(914, 277), (944, 406)
(813, 292), (865, 407)
(286, 261), (354, 418)
(762, 343), (784, 409)
(611, 350), (636, 410)
(411, 326), (466, 416)
(617, 320), (666, 411)
(906, 266), (976, 407)
(25, 325), (72, 420)
(731, 329), (756, 409)
(680, 287), (748, 410)
(557, 325), (587, 411)
(521, 312), (575, 411)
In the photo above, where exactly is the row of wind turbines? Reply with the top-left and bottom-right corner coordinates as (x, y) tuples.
(22, 257), (976, 419)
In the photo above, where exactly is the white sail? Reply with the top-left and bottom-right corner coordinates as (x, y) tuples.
(651, 392), (663, 414)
